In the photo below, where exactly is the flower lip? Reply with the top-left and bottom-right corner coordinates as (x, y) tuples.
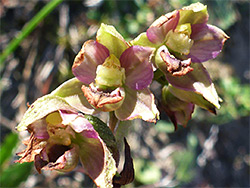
(81, 83), (124, 111)
(159, 46), (193, 76)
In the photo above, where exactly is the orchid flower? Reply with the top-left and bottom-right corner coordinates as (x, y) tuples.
(72, 24), (159, 123)
(132, 2), (228, 113)
(15, 80), (119, 188)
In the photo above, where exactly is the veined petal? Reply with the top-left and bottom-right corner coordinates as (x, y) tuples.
(94, 144), (117, 188)
(78, 135), (104, 180)
(168, 85), (217, 114)
(165, 63), (220, 108)
(17, 78), (98, 132)
(51, 78), (97, 114)
(78, 134), (116, 188)
(72, 40), (110, 84)
(29, 119), (49, 140)
(120, 46), (154, 90)
(115, 87), (159, 123)
(16, 95), (80, 132)
(147, 10), (179, 44)
(84, 115), (119, 165)
(146, 26), (165, 45)
(188, 24), (229, 62)
(178, 2), (208, 25)
(96, 23), (129, 58)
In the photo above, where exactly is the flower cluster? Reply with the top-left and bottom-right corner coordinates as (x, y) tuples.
(16, 2), (228, 187)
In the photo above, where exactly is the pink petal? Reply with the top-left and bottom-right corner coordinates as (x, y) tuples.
(165, 63), (212, 92)
(59, 110), (98, 137)
(147, 10), (180, 44)
(120, 46), (154, 90)
(188, 24), (229, 62)
(72, 40), (110, 84)
(79, 136), (105, 180)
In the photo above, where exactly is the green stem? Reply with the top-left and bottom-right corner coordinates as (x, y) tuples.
(0, 0), (63, 67)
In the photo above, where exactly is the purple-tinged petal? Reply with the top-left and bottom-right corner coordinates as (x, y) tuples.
(162, 86), (194, 130)
(188, 24), (229, 62)
(81, 131), (99, 139)
(168, 85), (217, 114)
(146, 26), (165, 45)
(29, 119), (49, 140)
(115, 87), (159, 122)
(120, 46), (154, 90)
(59, 110), (96, 134)
(94, 143), (117, 188)
(147, 10), (180, 44)
(165, 63), (220, 109)
(79, 136), (105, 180)
(72, 40), (110, 84)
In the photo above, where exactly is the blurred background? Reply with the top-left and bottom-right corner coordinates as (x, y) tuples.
(0, 0), (249, 187)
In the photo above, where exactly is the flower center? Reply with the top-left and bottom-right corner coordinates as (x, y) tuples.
(95, 54), (125, 90)
(165, 23), (193, 55)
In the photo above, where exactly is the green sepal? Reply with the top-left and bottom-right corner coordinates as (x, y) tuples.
(179, 2), (208, 25)
(96, 23), (128, 58)
(16, 78), (96, 132)
(130, 32), (159, 48)
(169, 85), (217, 114)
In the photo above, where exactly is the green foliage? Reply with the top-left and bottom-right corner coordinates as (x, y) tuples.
(155, 120), (175, 133)
(217, 77), (250, 122)
(170, 0), (238, 30)
(134, 159), (161, 185)
(0, 0), (63, 67)
(0, 162), (33, 187)
(0, 133), (32, 187)
(0, 133), (19, 169)
(172, 133), (198, 184)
